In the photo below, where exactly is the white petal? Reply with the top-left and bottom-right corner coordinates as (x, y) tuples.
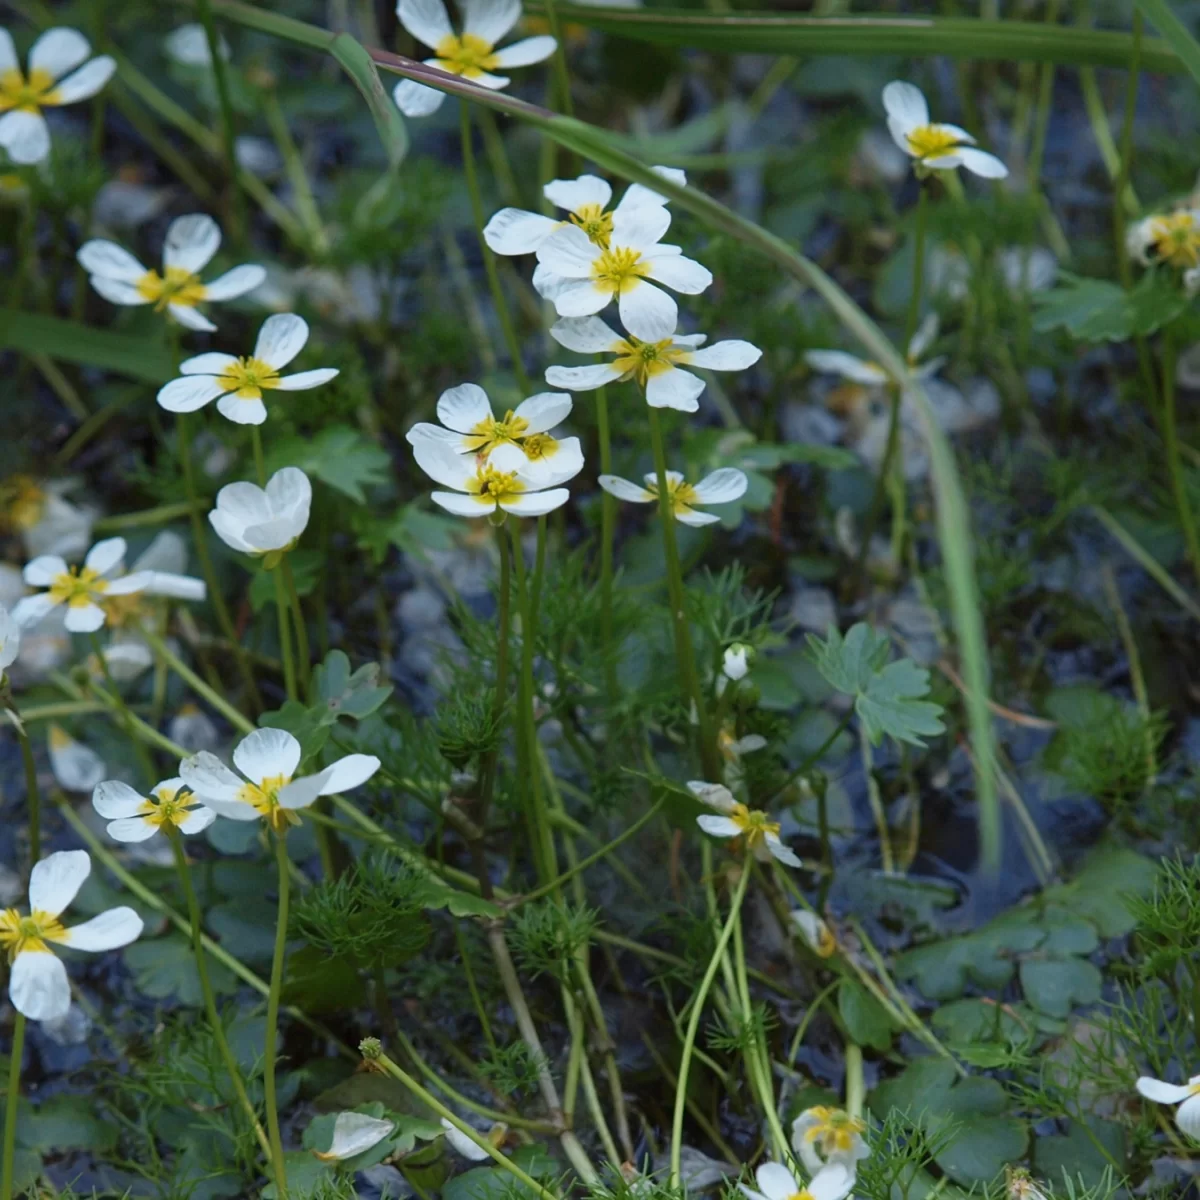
(88, 275), (149, 307)
(327, 1112), (396, 1160)
(619, 280), (677, 343)
(611, 203), (671, 251)
(30, 28), (91, 80)
(1177, 1094), (1200, 1139)
(169, 302), (217, 333)
(432, 491), (494, 517)
(499, 489), (570, 516)
(644, 252), (712, 295)
(536, 225), (599, 280)
(266, 467), (313, 521)
(519, 436), (584, 487)
(244, 511), (307, 552)
(0, 29), (16, 74)
(234, 727), (301, 785)
(805, 350), (888, 385)
(394, 78), (446, 117)
(462, 0), (521, 44)
(489, 443), (529, 472)
(203, 264), (266, 301)
(697, 814), (740, 838)
(46, 56), (115, 105)
(755, 1163), (802, 1200)
(645, 366), (703, 412)
(437, 382), (494, 432)
(691, 468), (748, 505)
(441, 1118), (491, 1161)
(157, 375), (223, 413)
(146, 572), (206, 602)
(598, 475), (654, 503)
(483, 207), (560, 255)
(213, 480), (271, 533)
(552, 279), (611, 318)
(808, 1165), (854, 1200)
(412, 433), (477, 490)
(164, 214), (221, 273)
(881, 80), (928, 134)
(470, 68), (512, 89)
(544, 363), (622, 392)
(92, 779), (146, 819)
(202, 796), (264, 821)
(84, 536), (127, 577)
(1136, 1077), (1194, 1104)
(685, 339), (761, 371)
(12, 593), (60, 628)
(675, 507), (719, 527)
(397, 0), (453, 48)
(24, 554), (69, 587)
(906, 312), (939, 363)
(63, 603), (107, 633)
(276, 368), (338, 391)
(276, 772), (328, 811)
(56, 907), (143, 951)
(767, 835), (802, 868)
(532, 262), (572, 301)
(688, 780), (734, 809)
(0, 110), (51, 164)
(254, 313), (309, 369)
(180, 751), (245, 802)
(543, 174), (612, 215)
(317, 754), (381, 795)
(615, 166), (686, 213)
(513, 391), (571, 434)
(548, 315), (621, 354)
(177, 806), (217, 835)
(216, 393), (268, 426)
(956, 146), (1008, 179)
(209, 509), (254, 554)
(76, 240), (147, 282)
(10, 950), (70, 1021)
(30, 849), (91, 915)
(105, 816), (160, 843)
(491, 35), (556, 67)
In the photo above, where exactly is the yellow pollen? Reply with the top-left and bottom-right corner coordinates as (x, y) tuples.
(905, 123), (964, 162)
(463, 411), (529, 455)
(784, 1191), (814, 1200)
(592, 246), (650, 295)
(432, 32), (500, 78)
(0, 908), (67, 960)
(804, 1106), (865, 1151)
(138, 785), (195, 830)
(645, 474), (699, 518)
(0, 66), (61, 114)
(1148, 212), (1200, 269)
(237, 773), (301, 834)
(569, 203), (614, 248)
(135, 265), (208, 311)
(520, 433), (558, 461)
(48, 565), (107, 609)
(468, 464), (526, 506)
(612, 336), (686, 387)
(728, 803), (780, 847)
(216, 356), (282, 401)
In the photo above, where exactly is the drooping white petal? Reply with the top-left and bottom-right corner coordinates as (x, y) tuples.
(0, 29), (17, 74)
(88, 276), (149, 307)
(0, 110), (51, 164)
(513, 391), (572, 434)
(619, 280), (677, 343)
(597, 474), (653, 503)
(805, 350), (888, 385)
(441, 1118), (491, 1161)
(766, 835), (802, 868)
(1176, 1093), (1200, 1138)
(436, 382), (494, 433)
(254, 312), (309, 369)
(881, 80), (928, 135)
(645, 366), (703, 412)
(92, 780), (146, 819)
(675, 507), (720, 527)
(203, 264), (267, 300)
(462, 0), (521, 45)
(55, 907), (143, 951)
(432, 491), (494, 516)
(23, 555), (70, 587)
(216, 394), (267, 426)
(685, 339), (762, 371)
(276, 368), (339, 391)
(29, 27), (91, 81)
(543, 174), (612, 215)
(180, 751), (245, 802)
(1136, 1077), (1194, 1104)
(544, 363), (622, 392)
(77, 240), (147, 282)
(687, 780), (734, 809)
(10, 950), (71, 1021)
(696, 814), (741, 838)
(323, 1112), (396, 1160)
(168, 303), (218, 333)
(412, 433), (478, 491)
(234, 727), (301, 785)
(158, 375), (224, 413)
(483, 207), (560, 255)
(0, 603), (19, 671)
(145, 572), (206, 602)
(13, 593), (61, 629)
(63, 602), (107, 633)
(164, 214), (221, 274)
(83, 537), (127, 578)
(548, 315), (621, 354)
(906, 312), (940, 363)
(807, 1164), (854, 1200)
(46, 56), (115, 105)
(691, 469), (748, 505)
(276, 773), (329, 811)
(394, 77), (447, 118)
(644, 252), (712, 295)
(104, 816), (160, 843)
(29, 849), (91, 916)
(177, 806), (217, 835)
(491, 35), (556, 68)
(317, 754), (382, 795)
(955, 146), (1008, 179)
(397, 0), (454, 48)
(499, 490), (570, 517)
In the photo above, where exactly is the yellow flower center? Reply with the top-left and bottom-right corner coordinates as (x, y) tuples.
(0, 908), (66, 960)
(1149, 212), (1200, 269)
(135, 265), (209, 311)
(0, 67), (61, 114)
(138, 784), (197, 830)
(216, 356), (282, 401)
(432, 32), (500, 78)
(645, 474), (699, 517)
(905, 124), (964, 162)
(467, 464), (526, 506)
(48, 566), (107, 609)
(1, 476), (45, 532)
(520, 432), (559, 461)
(784, 1191), (814, 1200)
(592, 246), (650, 295)
(728, 803), (780, 847)
(464, 411), (530, 455)
(569, 203), (614, 249)
(102, 590), (150, 627)
(804, 1106), (865, 1151)
(237, 773), (301, 834)
(612, 336), (687, 387)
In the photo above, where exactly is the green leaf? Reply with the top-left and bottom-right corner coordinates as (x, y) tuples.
(0, 312), (175, 382)
(1032, 270), (1187, 342)
(268, 425), (391, 503)
(444, 1167), (540, 1200)
(413, 873), (503, 919)
(22, 1094), (118, 1154)
(838, 977), (896, 1052)
(282, 945), (369, 1013)
(315, 649), (394, 722)
(808, 623), (945, 747)
(1019, 958), (1102, 1019)
(123, 935), (238, 1005)
(260, 1150), (333, 1200)
(1035, 1118), (1126, 1186)
(1135, 0), (1200, 86)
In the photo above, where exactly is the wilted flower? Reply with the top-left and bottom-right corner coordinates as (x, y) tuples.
(48, 725), (106, 792)
(93, 777), (216, 843)
(314, 1111), (395, 1161)
(441, 1117), (492, 1161)
(157, 313), (338, 425)
(791, 911), (836, 958)
(1136, 1072), (1200, 1138)
(1005, 1167), (1051, 1200)
(738, 1160), (854, 1200)
(79, 214), (264, 333)
(791, 1107), (868, 1175)
(209, 468), (312, 556)
(1126, 210), (1200, 272)
(598, 468), (747, 526)
(546, 314), (761, 413)
(392, 0), (556, 117)
(0, 850), (142, 1020)
(0, 27), (115, 164)
(688, 781), (801, 867)
(0, 601), (19, 673)
(882, 81), (1007, 179)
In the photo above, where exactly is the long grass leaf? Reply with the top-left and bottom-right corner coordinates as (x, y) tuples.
(1133, 0), (1200, 85)
(2, 314), (175, 384)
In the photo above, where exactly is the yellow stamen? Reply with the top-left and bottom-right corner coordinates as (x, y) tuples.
(102, 590), (150, 627)
(463, 411), (530, 455)
(803, 1106), (865, 1152)
(784, 1191), (815, 1200)
(592, 246), (650, 295)
(644, 474), (699, 518)
(432, 32), (500, 78)
(520, 433), (559, 461)
(727, 802), (780, 848)
(905, 123), (964, 162)
(48, 565), (107, 609)
(138, 784), (197, 830)
(237, 773), (302, 834)
(0, 908), (67, 960)
(0, 476), (46, 532)
(612, 336), (687, 387)
(0, 66), (61, 114)
(215, 356), (282, 402)
(1148, 212), (1200, 269)
(569, 203), (614, 249)
(135, 265), (209, 311)
(467, 464), (526, 507)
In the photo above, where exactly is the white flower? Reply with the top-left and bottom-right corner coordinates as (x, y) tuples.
(598, 468), (746, 527)
(12, 537), (151, 634)
(1136, 1073), (1200, 1138)
(0, 28), (115, 165)
(78, 214), (264, 334)
(882, 81), (1007, 179)
(1126, 210), (1200, 270)
(535, 204), (711, 342)
(314, 1112), (396, 1161)
(790, 911), (836, 959)
(180, 727), (381, 833)
(723, 644), (749, 682)
(169, 703), (221, 754)
(48, 725), (106, 792)
(0, 601), (19, 672)
(441, 1117), (492, 1161)
(93, 777), (216, 843)
(392, 0), (556, 117)
(406, 383), (582, 481)
(738, 1161), (855, 1200)
(484, 167), (684, 263)
(4, 477), (94, 560)
(156, 313), (338, 425)
(0, 850), (142, 1020)
(806, 313), (944, 389)
(164, 23), (230, 68)
(411, 432), (578, 519)
(209, 468), (312, 556)
(1005, 1168), (1051, 1200)
(102, 531), (207, 626)
(791, 1107), (868, 1175)
(546, 314), (760, 413)
(688, 781), (801, 868)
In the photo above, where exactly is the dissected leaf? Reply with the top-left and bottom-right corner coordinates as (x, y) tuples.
(269, 425), (391, 503)
(123, 936), (237, 1006)
(1032, 270), (1187, 342)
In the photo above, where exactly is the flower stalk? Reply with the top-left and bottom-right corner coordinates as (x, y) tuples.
(0, 1012), (25, 1200)
(264, 831), (292, 1198)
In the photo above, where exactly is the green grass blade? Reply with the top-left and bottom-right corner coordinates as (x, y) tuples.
(1133, 0), (1200, 85)
(329, 33), (409, 167)
(1, 313), (175, 383)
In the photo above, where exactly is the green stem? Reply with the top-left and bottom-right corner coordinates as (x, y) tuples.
(1159, 332), (1200, 590)
(903, 181), (928, 348)
(460, 101), (531, 394)
(845, 1042), (865, 1119)
(143, 627), (254, 734)
(0, 1012), (25, 1200)
(90, 634), (157, 784)
(539, 0), (575, 120)
(1114, 10), (1143, 289)
(261, 87), (327, 254)
(273, 566), (298, 701)
(264, 832), (292, 1199)
(595, 384), (618, 701)
(669, 865), (751, 1189)
(530, 515), (547, 629)
(167, 828), (272, 1160)
(16, 721), (40, 870)
(195, 0), (246, 241)
(282, 556), (311, 696)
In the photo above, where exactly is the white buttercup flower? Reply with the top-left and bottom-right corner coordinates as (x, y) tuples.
(393, 0), (556, 117)
(1136, 1072), (1200, 1138)
(100, 531), (207, 628)
(12, 537), (151, 634)
(3, 476), (94, 560)
(688, 781), (801, 868)
(791, 1107), (869, 1175)
(93, 776), (216, 843)
(0, 601), (19, 672)
(1126, 210), (1200, 270)
(546, 314), (760, 413)
(882, 81), (1007, 179)
(0, 27), (115, 165)
(169, 703), (221, 754)
(406, 383), (582, 481)
(806, 313), (944, 389)
(315, 1112), (396, 1161)
(723, 644), (749, 682)
(598, 468), (746, 527)
(48, 725), (105, 793)
(412, 433), (578, 518)
(181, 727), (381, 834)
(157, 313), (338, 426)
(164, 23), (230, 68)
(484, 167), (684, 262)
(535, 204), (711, 342)
(209, 467), (312, 557)
(791, 911), (836, 959)
(441, 1117), (492, 1161)
(0, 850), (143, 1020)
(738, 1161), (854, 1200)
(78, 214), (264, 333)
